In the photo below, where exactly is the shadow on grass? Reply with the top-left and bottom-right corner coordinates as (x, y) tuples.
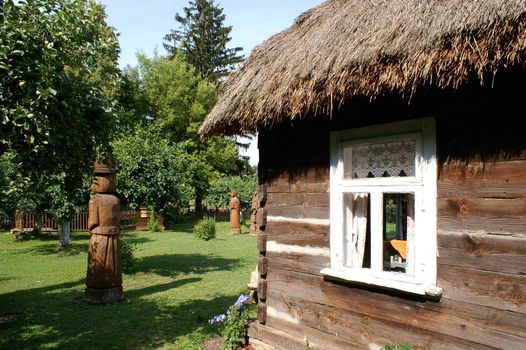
(17, 234), (154, 257)
(0, 276), (240, 349)
(134, 253), (241, 277)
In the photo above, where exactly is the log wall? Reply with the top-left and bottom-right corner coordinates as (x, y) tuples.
(250, 70), (526, 349)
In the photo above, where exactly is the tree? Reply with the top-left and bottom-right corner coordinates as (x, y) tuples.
(136, 53), (244, 216)
(0, 0), (120, 246)
(206, 175), (258, 216)
(163, 0), (243, 82)
(112, 127), (192, 226)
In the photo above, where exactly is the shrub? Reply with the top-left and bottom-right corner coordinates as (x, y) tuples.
(193, 217), (216, 241)
(121, 238), (140, 273)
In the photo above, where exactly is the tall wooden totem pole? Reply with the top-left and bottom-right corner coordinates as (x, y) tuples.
(85, 160), (123, 303)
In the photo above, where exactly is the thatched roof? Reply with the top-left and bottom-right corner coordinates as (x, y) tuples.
(200, 0), (526, 136)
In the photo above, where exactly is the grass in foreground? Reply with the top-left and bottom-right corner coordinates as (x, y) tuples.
(0, 221), (257, 349)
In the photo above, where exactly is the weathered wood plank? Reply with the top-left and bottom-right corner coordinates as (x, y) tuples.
(438, 231), (526, 275)
(264, 316), (362, 350)
(439, 198), (526, 219)
(258, 280), (267, 301)
(267, 205), (329, 220)
(438, 161), (526, 199)
(265, 220), (329, 247)
(266, 170), (329, 194)
(258, 233), (267, 254)
(258, 184), (268, 207)
(438, 264), (526, 314)
(256, 208), (268, 229)
(267, 251), (329, 276)
(267, 293), (496, 350)
(267, 192), (329, 207)
(258, 302), (267, 324)
(258, 257), (268, 276)
(265, 268), (526, 347)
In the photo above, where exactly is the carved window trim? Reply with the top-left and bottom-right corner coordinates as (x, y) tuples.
(322, 118), (441, 297)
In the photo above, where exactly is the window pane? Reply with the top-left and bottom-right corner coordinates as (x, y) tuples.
(382, 193), (414, 274)
(343, 193), (371, 268)
(343, 140), (416, 179)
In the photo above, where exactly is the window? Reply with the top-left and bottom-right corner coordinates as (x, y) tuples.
(321, 118), (441, 296)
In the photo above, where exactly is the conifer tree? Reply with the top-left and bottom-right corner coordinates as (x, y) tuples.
(164, 0), (243, 82)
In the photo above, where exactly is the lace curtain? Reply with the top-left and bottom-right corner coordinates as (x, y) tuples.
(344, 140), (416, 179)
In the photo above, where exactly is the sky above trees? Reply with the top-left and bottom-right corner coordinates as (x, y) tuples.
(99, 0), (324, 68)
(98, 0), (324, 165)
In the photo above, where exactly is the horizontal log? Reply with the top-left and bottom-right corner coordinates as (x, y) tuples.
(438, 264), (526, 314)
(439, 197), (526, 219)
(258, 234), (267, 254)
(438, 231), (526, 275)
(438, 217), (526, 236)
(267, 293), (495, 350)
(258, 257), (268, 276)
(438, 161), (526, 199)
(267, 205), (329, 220)
(256, 208), (268, 229)
(265, 220), (329, 247)
(249, 323), (306, 350)
(265, 268), (526, 347)
(265, 170), (329, 193)
(265, 315), (362, 350)
(258, 302), (267, 324)
(267, 192), (329, 207)
(267, 251), (329, 276)
(258, 280), (267, 301)
(258, 184), (268, 207)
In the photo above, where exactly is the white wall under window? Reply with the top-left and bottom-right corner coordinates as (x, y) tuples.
(321, 118), (441, 296)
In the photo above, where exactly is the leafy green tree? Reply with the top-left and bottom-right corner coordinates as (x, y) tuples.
(163, 0), (243, 82)
(206, 175), (258, 215)
(114, 65), (151, 136)
(137, 53), (243, 216)
(0, 0), (120, 245)
(112, 127), (192, 227)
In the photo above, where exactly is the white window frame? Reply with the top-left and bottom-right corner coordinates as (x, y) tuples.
(321, 117), (440, 296)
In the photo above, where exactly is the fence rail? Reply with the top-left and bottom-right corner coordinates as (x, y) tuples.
(12, 208), (159, 233)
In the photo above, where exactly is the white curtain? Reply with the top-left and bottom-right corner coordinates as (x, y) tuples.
(345, 193), (368, 267)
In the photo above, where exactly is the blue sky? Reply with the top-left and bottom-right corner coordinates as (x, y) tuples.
(97, 0), (325, 165)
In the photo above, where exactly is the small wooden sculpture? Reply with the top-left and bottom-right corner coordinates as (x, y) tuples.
(85, 159), (123, 303)
(229, 191), (241, 235)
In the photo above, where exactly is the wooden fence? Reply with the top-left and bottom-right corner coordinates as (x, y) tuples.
(12, 208), (159, 233)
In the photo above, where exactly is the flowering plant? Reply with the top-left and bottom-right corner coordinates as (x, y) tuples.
(208, 294), (253, 350)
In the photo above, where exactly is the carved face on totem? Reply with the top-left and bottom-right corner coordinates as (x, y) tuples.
(91, 173), (117, 194)
(91, 159), (117, 194)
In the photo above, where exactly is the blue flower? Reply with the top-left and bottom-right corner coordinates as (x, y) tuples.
(208, 313), (226, 324)
(235, 294), (250, 309)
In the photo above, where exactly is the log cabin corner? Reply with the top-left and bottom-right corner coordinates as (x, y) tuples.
(200, 0), (526, 348)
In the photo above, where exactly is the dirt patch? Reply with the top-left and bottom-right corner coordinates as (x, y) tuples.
(202, 337), (221, 350)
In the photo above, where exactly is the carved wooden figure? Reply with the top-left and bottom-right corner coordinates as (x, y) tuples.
(85, 160), (123, 303)
(229, 191), (241, 235)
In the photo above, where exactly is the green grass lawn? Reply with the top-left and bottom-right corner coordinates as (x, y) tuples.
(0, 221), (257, 349)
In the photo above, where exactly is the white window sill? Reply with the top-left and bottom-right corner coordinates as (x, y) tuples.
(320, 267), (442, 298)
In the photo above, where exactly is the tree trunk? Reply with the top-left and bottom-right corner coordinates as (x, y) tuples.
(33, 212), (42, 235)
(59, 221), (71, 248)
(194, 191), (204, 218)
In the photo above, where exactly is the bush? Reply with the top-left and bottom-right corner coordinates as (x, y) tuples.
(193, 217), (216, 241)
(121, 238), (140, 273)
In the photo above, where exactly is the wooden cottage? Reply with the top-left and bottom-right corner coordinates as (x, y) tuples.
(200, 0), (526, 348)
